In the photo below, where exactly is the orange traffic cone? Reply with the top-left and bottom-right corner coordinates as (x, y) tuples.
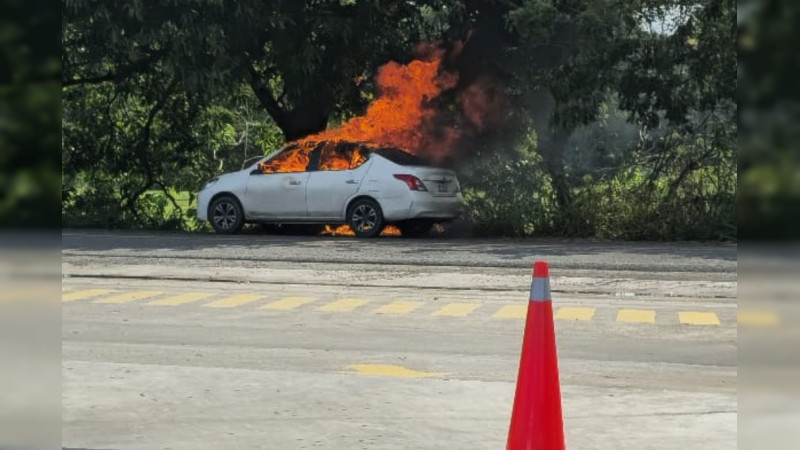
(507, 261), (565, 450)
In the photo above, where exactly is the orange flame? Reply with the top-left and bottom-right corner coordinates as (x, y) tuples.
(257, 142), (316, 174)
(321, 224), (402, 237)
(259, 41), (504, 173)
(301, 46), (459, 158)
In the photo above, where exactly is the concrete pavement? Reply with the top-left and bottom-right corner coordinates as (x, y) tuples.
(61, 231), (738, 449)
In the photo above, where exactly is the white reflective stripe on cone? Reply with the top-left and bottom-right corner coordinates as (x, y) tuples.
(529, 278), (551, 302)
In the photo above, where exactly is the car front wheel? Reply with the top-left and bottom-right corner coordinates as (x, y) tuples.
(347, 198), (384, 238)
(209, 196), (244, 234)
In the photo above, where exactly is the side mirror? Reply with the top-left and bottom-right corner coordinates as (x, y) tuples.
(250, 169), (263, 175)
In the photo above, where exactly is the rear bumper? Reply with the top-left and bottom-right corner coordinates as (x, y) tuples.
(382, 192), (466, 221)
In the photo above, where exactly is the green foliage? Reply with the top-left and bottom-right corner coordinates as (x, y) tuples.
(462, 105), (736, 240)
(460, 134), (556, 236)
(61, 0), (737, 240)
(0, 0), (60, 227)
(738, 0), (800, 239)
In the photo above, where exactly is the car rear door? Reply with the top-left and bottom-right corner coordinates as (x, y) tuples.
(243, 144), (315, 219)
(305, 142), (372, 220)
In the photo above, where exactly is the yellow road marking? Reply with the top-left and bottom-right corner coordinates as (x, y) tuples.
(318, 298), (368, 312)
(261, 296), (316, 310)
(204, 294), (264, 308)
(95, 291), (163, 304)
(373, 301), (422, 315)
(556, 307), (596, 321)
(492, 305), (527, 319)
(679, 311), (720, 326)
(738, 310), (780, 327)
(348, 364), (444, 378)
(617, 309), (656, 324)
(149, 292), (215, 306)
(432, 302), (480, 317)
(62, 289), (114, 303)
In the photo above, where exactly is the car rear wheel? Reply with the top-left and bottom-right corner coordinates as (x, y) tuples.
(347, 199), (384, 238)
(397, 220), (434, 238)
(209, 196), (244, 234)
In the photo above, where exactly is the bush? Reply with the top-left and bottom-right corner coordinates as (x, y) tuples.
(460, 137), (557, 237)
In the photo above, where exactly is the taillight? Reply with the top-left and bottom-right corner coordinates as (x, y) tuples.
(393, 174), (428, 191)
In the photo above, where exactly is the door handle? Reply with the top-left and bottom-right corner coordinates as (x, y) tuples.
(345, 179), (359, 184)
(288, 179), (302, 185)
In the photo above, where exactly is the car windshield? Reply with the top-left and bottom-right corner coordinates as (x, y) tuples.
(373, 148), (426, 166)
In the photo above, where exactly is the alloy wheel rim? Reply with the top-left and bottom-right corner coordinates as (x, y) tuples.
(352, 204), (377, 232)
(213, 202), (237, 229)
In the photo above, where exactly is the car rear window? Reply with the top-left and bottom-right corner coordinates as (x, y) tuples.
(373, 148), (426, 166)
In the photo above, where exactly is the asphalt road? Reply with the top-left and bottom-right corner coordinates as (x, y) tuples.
(61, 230), (738, 449)
(62, 229), (737, 273)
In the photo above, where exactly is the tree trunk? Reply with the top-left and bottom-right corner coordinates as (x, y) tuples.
(538, 132), (573, 214)
(278, 103), (330, 142)
(527, 89), (574, 214)
(246, 67), (330, 142)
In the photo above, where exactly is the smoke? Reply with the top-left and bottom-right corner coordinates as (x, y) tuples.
(300, 38), (510, 165)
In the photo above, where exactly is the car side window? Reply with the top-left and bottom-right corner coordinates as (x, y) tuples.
(318, 142), (370, 171)
(256, 144), (314, 174)
(350, 145), (370, 169)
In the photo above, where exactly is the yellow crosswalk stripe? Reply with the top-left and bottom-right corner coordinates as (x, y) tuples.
(318, 298), (368, 312)
(738, 310), (779, 327)
(556, 307), (596, 321)
(432, 302), (481, 317)
(62, 289), (114, 303)
(149, 292), (215, 306)
(492, 305), (527, 319)
(261, 296), (316, 311)
(679, 311), (720, 326)
(374, 301), (422, 315)
(617, 309), (656, 324)
(204, 294), (264, 308)
(95, 291), (163, 304)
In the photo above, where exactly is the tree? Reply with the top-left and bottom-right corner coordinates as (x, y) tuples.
(1, 0), (60, 227)
(450, 0), (735, 224)
(62, 0), (736, 237)
(63, 0), (452, 140)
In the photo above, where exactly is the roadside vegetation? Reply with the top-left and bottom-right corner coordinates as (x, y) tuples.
(61, 1), (737, 240)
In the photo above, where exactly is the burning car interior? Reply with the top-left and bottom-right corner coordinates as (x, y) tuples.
(256, 140), (427, 175)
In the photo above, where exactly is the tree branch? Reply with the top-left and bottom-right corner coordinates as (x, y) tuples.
(244, 64), (288, 129)
(62, 50), (165, 87)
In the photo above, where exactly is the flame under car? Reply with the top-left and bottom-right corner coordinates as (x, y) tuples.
(196, 141), (465, 237)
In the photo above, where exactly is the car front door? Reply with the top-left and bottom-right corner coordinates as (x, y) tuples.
(243, 144), (315, 220)
(305, 142), (372, 220)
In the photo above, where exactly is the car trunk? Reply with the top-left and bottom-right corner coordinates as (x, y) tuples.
(413, 167), (460, 197)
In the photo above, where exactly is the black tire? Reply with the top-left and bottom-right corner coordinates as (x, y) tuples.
(347, 198), (384, 238)
(397, 220), (434, 238)
(208, 195), (245, 234)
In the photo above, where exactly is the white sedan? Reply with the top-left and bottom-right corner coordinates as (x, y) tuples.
(197, 141), (465, 237)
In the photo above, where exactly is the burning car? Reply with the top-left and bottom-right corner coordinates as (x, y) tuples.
(196, 140), (465, 237)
